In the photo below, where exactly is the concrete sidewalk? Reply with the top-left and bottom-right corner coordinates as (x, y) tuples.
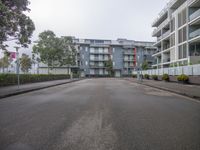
(126, 78), (200, 100)
(0, 78), (82, 99)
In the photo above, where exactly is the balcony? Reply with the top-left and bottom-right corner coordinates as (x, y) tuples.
(163, 58), (171, 63)
(189, 9), (200, 22)
(90, 58), (109, 61)
(152, 19), (170, 36)
(162, 30), (171, 39)
(90, 65), (106, 68)
(123, 51), (135, 55)
(124, 64), (135, 68)
(90, 50), (110, 55)
(169, 0), (186, 9)
(152, 5), (168, 27)
(124, 58), (136, 62)
(190, 28), (200, 39)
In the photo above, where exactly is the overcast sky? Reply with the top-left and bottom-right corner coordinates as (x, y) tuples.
(4, 0), (169, 56)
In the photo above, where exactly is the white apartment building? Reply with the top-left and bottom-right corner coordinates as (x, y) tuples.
(152, 0), (200, 68)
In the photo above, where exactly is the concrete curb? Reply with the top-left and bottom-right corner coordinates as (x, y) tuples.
(124, 78), (200, 101)
(0, 79), (83, 99)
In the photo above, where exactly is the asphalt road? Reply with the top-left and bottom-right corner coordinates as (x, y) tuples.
(0, 79), (200, 150)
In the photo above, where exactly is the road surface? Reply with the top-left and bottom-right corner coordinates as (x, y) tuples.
(0, 79), (200, 150)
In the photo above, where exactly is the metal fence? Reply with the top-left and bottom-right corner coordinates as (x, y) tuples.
(133, 64), (200, 76)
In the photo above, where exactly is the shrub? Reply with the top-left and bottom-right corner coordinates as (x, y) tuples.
(151, 75), (158, 80)
(0, 74), (70, 86)
(144, 74), (150, 79)
(132, 74), (137, 78)
(162, 74), (169, 81)
(72, 73), (80, 78)
(177, 74), (189, 83)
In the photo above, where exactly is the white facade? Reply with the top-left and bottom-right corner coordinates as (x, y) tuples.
(152, 0), (200, 68)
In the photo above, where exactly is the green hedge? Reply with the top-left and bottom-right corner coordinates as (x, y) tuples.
(0, 74), (71, 86)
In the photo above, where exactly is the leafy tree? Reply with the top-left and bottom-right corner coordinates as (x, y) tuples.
(33, 30), (58, 73)
(33, 31), (77, 74)
(0, 50), (11, 73)
(141, 60), (148, 70)
(0, 0), (35, 49)
(105, 59), (114, 77)
(20, 53), (32, 73)
(58, 36), (77, 66)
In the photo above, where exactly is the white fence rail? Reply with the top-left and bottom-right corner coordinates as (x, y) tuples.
(133, 64), (200, 76)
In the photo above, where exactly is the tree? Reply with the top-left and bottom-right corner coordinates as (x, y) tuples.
(0, 50), (11, 73)
(141, 60), (148, 70)
(58, 36), (77, 66)
(33, 30), (59, 73)
(33, 31), (77, 74)
(0, 0), (35, 49)
(20, 53), (32, 73)
(105, 59), (114, 77)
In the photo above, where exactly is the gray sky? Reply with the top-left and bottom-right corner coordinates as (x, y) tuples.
(3, 0), (169, 56)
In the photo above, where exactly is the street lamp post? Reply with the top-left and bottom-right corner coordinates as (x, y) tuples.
(14, 46), (20, 89)
(137, 55), (142, 83)
(137, 56), (140, 81)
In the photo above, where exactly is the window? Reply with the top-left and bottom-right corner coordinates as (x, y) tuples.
(178, 29), (182, 43)
(178, 9), (187, 27)
(183, 44), (187, 58)
(178, 44), (187, 59)
(182, 9), (187, 25)
(178, 27), (187, 43)
(183, 27), (187, 42)
(113, 48), (115, 53)
(170, 33), (175, 47)
(178, 13), (182, 28)
(113, 61), (115, 66)
(170, 18), (175, 32)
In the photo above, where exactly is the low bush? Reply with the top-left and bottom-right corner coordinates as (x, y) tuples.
(177, 74), (189, 83)
(0, 74), (70, 86)
(162, 74), (169, 81)
(72, 73), (80, 78)
(132, 74), (137, 78)
(144, 74), (150, 79)
(151, 75), (158, 80)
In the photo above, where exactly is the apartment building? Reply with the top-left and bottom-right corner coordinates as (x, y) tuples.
(38, 38), (156, 77)
(152, 0), (200, 68)
(74, 38), (156, 77)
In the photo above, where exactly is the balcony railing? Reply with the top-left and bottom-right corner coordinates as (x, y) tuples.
(90, 51), (110, 54)
(124, 65), (135, 68)
(189, 9), (200, 22)
(90, 58), (109, 61)
(124, 58), (136, 61)
(163, 58), (171, 63)
(152, 18), (170, 36)
(188, 0), (198, 5)
(162, 30), (170, 39)
(90, 65), (106, 68)
(190, 28), (200, 39)
(123, 52), (135, 55)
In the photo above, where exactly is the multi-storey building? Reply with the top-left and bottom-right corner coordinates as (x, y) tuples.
(74, 38), (156, 77)
(152, 0), (200, 68)
(38, 38), (156, 77)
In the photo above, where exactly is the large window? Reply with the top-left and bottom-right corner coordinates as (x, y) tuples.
(178, 26), (187, 43)
(170, 18), (175, 32)
(170, 33), (175, 47)
(178, 8), (187, 27)
(178, 43), (187, 59)
(189, 43), (200, 56)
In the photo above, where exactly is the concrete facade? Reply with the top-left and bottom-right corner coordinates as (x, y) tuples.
(75, 38), (156, 77)
(152, 0), (200, 68)
(38, 38), (156, 77)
